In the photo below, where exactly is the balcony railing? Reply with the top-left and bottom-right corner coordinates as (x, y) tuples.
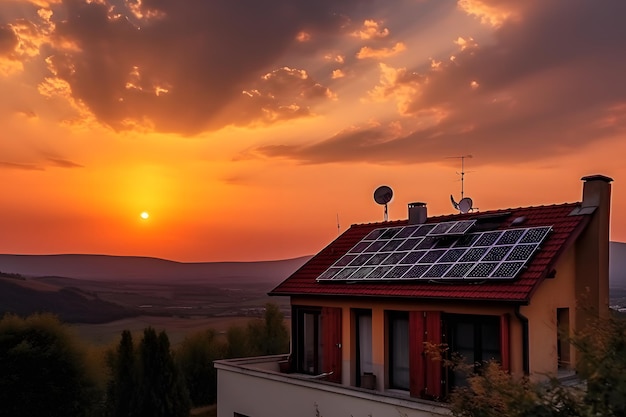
(215, 354), (451, 417)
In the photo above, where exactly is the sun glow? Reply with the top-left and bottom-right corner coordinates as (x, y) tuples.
(140, 211), (150, 220)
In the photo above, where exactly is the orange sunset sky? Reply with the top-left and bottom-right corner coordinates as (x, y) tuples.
(1, 0), (625, 262)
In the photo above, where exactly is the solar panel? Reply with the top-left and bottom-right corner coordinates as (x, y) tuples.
(482, 246), (513, 262)
(459, 247), (487, 262)
(381, 239), (405, 252)
(420, 249), (447, 263)
(429, 222), (455, 235)
(349, 253), (373, 266)
(446, 220), (477, 235)
(444, 263), (474, 278)
(398, 238), (422, 251)
(424, 263), (453, 278)
(412, 224), (435, 237)
(396, 226), (419, 238)
(491, 262), (525, 278)
(349, 241), (371, 253)
(440, 248), (467, 263)
(520, 227), (551, 244)
(506, 244), (538, 261)
(319, 267), (340, 280)
(382, 252), (409, 265)
(496, 229), (524, 245)
(385, 265), (411, 279)
(365, 253), (390, 265)
(368, 266), (392, 279)
(401, 250), (427, 264)
(317, 223), (552, 282)
(334, 254), (356, 266)
(403, 264), (430, 279)
(474, 231), (504, 247)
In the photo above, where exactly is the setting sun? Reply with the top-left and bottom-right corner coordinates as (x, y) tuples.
(140, 212), (150, 220)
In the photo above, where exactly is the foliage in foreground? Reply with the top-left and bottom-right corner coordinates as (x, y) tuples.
(0, 313), (103, 417)
(450, 313), (626, 417)
(176, 302), (290, 407)
(106, 327), (191, 417)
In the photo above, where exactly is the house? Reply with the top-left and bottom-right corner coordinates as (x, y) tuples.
(215, 175), (612, 417)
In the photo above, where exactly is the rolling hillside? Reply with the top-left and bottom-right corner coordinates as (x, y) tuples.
(0, 255), (311, 323)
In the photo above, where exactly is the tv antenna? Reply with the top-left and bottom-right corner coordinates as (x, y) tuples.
(373, 185), (393, 221)
(448, 155), (475, 214)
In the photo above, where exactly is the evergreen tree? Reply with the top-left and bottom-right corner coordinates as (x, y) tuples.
(176, 328), (226, 406)
(106, 330), (136, 417)
(136, 328), (190, 417)
(247, 303), (289, 355)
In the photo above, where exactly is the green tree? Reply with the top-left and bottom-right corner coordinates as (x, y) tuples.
(247, 303), (289, 355)
(226, 325), (253, 358)
(106, 330), (136, 417)
(0, 313), (102, 417)
(136, 328), (190, 417)
(176, 328), (227, 406)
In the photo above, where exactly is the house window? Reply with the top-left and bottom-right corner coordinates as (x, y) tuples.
(445, 314), (500, 389)
(557, 308), (570, 369)
(355, 310), (373, 387)
(293, 307), (322, 375)
(388, 311), (410, 390)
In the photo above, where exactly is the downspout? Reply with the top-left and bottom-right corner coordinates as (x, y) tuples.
(515, 305), (530, 375)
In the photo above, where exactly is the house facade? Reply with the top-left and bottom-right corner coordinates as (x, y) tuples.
(216, 175), (612, 417)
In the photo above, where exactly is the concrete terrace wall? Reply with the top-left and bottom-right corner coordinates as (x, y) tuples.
(216, 356), (450, 417)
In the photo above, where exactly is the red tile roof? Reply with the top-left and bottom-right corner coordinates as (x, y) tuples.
(270, 203), (591, 303)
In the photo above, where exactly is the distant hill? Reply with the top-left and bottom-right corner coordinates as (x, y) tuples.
(0, 254), (311, 284)
(0, 254), (311, 323)
(0, 276), (135, 323)
(610, 241), (626, 289)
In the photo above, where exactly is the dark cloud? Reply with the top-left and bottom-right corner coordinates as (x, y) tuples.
(0, 161), (44, 171)
(46, 157), (84, 168)
(0, 25), (18, 56)
(33, 0), (371, 134)
(257, 0), (626, 165)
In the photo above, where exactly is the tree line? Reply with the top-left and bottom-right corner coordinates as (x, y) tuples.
(0, 303), (289, 417)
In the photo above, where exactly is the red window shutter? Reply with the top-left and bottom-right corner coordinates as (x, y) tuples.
(409, 311), (425, 397)
(424, 311), (442, 398)
(500, 314), (510, 372)
(321, 307), (342, 383)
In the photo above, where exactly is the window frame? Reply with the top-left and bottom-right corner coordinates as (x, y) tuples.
(292, 306), (322, 375)
(388, 310), (410, 391)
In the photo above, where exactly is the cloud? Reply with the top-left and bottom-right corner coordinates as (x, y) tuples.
(231, 66), (335, 125)
(356, 42), (406, 59)
(257, 0), (626, 165)
(3, 0), (369, 135)
(46, 157), (84, 168)
(353, 19), (389, 40)
(0, 161), (44, 171)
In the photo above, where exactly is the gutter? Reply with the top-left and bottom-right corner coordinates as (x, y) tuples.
(515, 305), (530, 375)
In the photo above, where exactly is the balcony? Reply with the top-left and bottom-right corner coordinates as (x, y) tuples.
(215, 354), (451, 417)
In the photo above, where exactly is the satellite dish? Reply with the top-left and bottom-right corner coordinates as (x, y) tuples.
(374, 186), (393, 205)
(450, 195), (459, 210)
(374, 185), (393, 221)
(459, 197), (473, 214)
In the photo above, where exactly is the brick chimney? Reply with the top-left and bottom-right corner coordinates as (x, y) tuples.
(408, 202), (427, 225)
(574, 174), (613, 323)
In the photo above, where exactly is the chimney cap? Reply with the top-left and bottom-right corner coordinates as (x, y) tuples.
(581, 174), (613, 183)
(408, 202), (426, 208)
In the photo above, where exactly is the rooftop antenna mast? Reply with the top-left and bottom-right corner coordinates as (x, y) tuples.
(448, 155), (475, 213)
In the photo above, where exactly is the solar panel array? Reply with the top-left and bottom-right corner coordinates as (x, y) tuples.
(316, 221), (552, 282)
